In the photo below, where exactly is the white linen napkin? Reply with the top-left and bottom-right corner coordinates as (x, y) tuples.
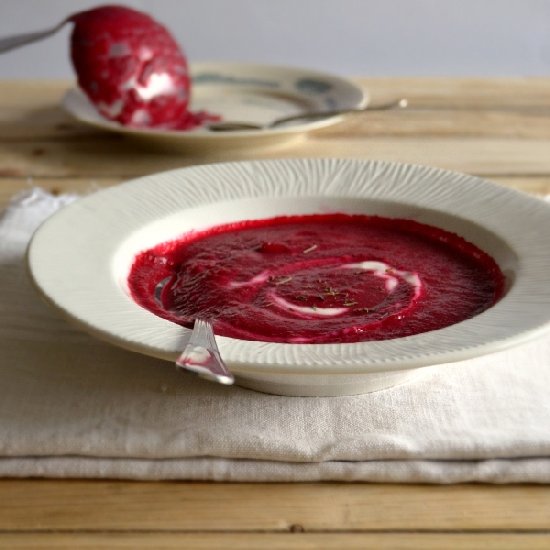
(1, 188), (550, 483)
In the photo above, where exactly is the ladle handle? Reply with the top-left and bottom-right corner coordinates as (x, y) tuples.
(0, 20), (67, 54)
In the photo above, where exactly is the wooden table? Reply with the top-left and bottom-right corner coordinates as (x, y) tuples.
(1, 79), (550, 549)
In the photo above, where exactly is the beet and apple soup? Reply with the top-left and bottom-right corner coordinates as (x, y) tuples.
(128, 213), (505, 344)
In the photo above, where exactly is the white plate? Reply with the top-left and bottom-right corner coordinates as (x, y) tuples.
(62, 62), (367, 149)
(27, 159), (550, 396)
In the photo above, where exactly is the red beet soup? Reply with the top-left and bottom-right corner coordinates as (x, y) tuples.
(128, 213), (505, 343)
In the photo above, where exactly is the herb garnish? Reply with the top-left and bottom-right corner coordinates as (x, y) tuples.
(274, 275), (293, 285)
(303, 244), (318, 254)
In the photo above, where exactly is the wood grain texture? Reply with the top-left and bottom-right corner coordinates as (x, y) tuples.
(3, 137), (550, 178)
(2, 533), (550, 550)
(361, 77), (550, 108)
(2, 482), (550, 531)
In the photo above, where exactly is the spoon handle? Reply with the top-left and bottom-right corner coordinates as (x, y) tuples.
(207, 98), (408, 132)
(176, 318), (234, 385)
(268, 98), (408, 127)
(0, 20), (67, 54)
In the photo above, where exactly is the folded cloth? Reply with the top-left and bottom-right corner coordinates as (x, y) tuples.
(1, 188), (550, 483)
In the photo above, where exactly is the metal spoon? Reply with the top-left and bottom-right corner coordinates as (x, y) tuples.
(0, 20), (68, 54)
(155, 277), (234, 385)
(176, 318), (234, 385)
(207, 98), (408, 132)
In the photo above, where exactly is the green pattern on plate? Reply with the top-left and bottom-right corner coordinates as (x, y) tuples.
(295, 78), (333, 94)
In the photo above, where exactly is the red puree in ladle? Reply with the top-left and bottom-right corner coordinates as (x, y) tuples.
(70, 5), (219, 130)
(128, 214), (505, 344)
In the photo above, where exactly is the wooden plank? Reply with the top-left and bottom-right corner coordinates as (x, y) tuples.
(0, 81), (72, 109)
(0, 108), (100, 141)
(362, 77), (550, 108)
(2, 533), (550, 550)
(488, 176), (550, 196)
(332, 108), (550, 139)
(2, 137), (550, 178)
(2, 482), (550, 531)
